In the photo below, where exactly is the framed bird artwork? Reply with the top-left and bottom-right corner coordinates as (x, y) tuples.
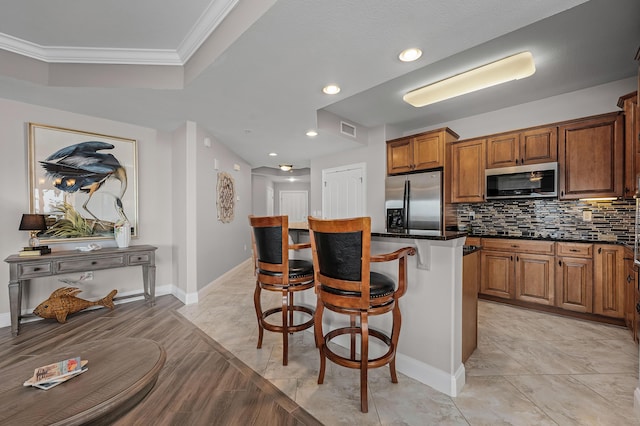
(28, 123), (138, 242)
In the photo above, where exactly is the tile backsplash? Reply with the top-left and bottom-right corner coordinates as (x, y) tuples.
(456, 199), (636, 243)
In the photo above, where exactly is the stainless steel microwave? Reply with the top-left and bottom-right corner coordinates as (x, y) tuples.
(485, 162), (558, 200)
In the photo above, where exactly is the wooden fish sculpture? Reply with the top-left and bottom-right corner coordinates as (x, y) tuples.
(33, 287), (117, 323)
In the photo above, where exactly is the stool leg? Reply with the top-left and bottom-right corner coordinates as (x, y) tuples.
(282, 290), (288, 365)
(360, 311), (369, 413)
(316, 302), (326, 384)
(350, 314), (357, 360)
(288, 292), (294, 335)
(254, 280), (264, 349)
(390, 301), (401, 383)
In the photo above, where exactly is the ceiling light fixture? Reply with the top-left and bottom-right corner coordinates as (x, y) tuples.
(398, 48), (422, 62)
(279, 164), (293, 172)
(322, 84), (341, 95)
(269, 152), (278, 156)
(306, 130), (318, 137)
(403, 51), (536, 108)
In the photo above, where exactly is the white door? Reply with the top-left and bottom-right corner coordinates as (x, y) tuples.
(322, 163), (365, 219)
(266, 186), (274, 216)
(279, 190), (308, 222)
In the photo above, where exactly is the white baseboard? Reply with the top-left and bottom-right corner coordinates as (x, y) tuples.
(634, 387), (640, 417)
(396, 352), (465, 397)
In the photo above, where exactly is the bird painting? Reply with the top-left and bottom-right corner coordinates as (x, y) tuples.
(39, 141), (129, 228)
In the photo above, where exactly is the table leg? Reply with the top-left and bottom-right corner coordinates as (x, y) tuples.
(142, 264), (156, 306)
(8, 279), (22, 337)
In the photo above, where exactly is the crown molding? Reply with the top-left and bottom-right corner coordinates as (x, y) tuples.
(0, 0), (239, 66)
(177, 0), (240, 63)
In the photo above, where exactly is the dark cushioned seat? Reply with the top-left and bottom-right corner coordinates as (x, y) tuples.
(259, 259), (313, 279)
(321, 271), (394, 298)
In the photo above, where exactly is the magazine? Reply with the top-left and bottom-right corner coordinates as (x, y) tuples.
(23, 357), (88, 389)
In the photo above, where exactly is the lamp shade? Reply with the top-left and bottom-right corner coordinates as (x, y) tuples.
(19, 214), (47, 231)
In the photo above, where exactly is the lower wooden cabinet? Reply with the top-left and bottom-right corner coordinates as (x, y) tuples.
(624, 248), (638, 342)
(480, 239), (554, 304)
(478, 239), (633, 325)
(593, 244), (625, 319)
(556, 242), (593, 313)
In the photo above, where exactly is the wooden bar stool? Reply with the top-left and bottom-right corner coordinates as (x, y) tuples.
(308, 216), (415, 413)
(249, 215), (315, 365)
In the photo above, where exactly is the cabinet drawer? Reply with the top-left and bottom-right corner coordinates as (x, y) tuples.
(465, 237), (482, 247)
(56, 255), (126, 272)
(481, 238), (555, 255)
(18, 262), (53, 278)
(556, 242), (593, 258)
(128, 253), (151, 265)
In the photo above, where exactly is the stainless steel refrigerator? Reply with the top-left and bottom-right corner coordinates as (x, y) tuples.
(385, 170), (442, 232)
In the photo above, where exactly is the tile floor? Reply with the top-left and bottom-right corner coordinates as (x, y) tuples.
(178, 260), (640, 425)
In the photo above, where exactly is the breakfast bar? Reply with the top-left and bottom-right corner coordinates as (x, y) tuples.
(294, 225), (468, 397)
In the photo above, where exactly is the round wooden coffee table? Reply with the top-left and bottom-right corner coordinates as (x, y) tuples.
(0, 338), (166, 425)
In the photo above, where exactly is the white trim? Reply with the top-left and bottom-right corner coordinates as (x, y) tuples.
(635, 387), (640, 417)
(0, 0), (239, 65)
(396, 352), (465, 397)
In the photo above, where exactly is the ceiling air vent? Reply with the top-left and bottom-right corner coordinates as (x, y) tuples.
(340, 121), (356, 138)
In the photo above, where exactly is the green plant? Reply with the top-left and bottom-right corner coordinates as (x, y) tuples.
(45, 202), (95, 238)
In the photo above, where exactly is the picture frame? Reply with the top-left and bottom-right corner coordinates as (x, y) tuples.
(28, 123), (138, 243)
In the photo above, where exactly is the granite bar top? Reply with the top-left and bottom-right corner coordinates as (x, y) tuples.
(372, 230), (467, 241)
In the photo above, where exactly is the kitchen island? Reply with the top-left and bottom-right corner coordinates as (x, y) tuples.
(293, 225), (469, 397)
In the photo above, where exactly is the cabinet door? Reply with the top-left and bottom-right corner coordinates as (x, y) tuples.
(556, 256), (593, 313)
(387, 138), (413, 175)
(624, 253), (638, 341)
(520, 127), (557, 165)
(593, 244), (625, 318)
(486, 133), (519, 168)
(451, 139), (485, 203)
(558, 113), (624, 199)
(515, 253), (555, 305)
(480, 250), (513, 299)
(621, 93), (638, 198)
(412, 133), (444, 171)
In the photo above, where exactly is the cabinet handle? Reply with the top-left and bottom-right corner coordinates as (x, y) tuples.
(515, 158), (519, 164)
(569, 249), (579, 252)
(511, 244), (519, 248)
(598, 247), (602, 254)
(521, 158), (524, 164)
(627, 274), (633, 283)
(91, 261), (97, 265)
(516, 256), (519, 262)
(33, 267), (40, 272)
(558, 260), (562, 266)
(510, 256), (513, 261)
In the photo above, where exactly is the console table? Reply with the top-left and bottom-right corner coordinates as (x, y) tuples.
(4, 245), (157, 336)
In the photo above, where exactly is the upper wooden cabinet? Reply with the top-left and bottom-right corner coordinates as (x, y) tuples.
(386, 128), (459, 175)
(618, 91), (638, 198)
(450, 138), (485, 203)
(558, 112), (624, 200)
(486, 126), (557, 169)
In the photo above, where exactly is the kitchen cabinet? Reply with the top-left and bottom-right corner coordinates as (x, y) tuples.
(480, 239), (555, 305)
(462, 249), (479, 363)
(386, 127), (459, 175)
(558, 112), (624, 199)
(618, 92), (639, 198)
(623, 248), (638, 342)
(593, 244), (625, 319)
(486, 126), (557, 169)
(555, 242), (593, 313)
(450, 138), (485, 203)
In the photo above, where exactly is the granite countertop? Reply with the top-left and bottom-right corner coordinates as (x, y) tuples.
(469, 232), (633, 248)
(372, 230), (467, 241)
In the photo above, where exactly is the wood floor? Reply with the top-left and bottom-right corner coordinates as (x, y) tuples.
(0, 295), (322, 426)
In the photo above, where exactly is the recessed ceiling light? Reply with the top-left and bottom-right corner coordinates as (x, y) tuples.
(269, 152), (277, 157)
(306, 130), (318, 137)
(322, 84), (341, 95)
(398, 48), (422, 62)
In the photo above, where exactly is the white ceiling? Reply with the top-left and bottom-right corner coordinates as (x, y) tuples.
(0, 0), (637, 170)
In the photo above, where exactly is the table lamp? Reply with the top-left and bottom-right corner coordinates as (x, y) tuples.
(19, 214), (47, 248)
